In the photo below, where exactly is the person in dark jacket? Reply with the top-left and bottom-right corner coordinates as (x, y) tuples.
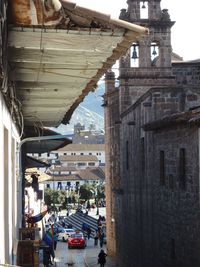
(87, 227), (92, 240)
(98, 249), (107, 267)
(99, 231), (105, 248)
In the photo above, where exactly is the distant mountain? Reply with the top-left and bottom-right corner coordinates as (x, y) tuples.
(81, 82), (105, 116)
(52, 82), (105, 135)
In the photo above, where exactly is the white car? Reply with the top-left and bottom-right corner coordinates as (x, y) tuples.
(58, 228), (76, 242)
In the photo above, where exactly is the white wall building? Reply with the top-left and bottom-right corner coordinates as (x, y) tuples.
(0, 93), (20, 265)
(33, 144), (105, 165)
(43, 166), (105, 191)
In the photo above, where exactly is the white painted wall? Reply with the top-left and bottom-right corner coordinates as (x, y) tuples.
(0, 92), (20, 265)
(43, 179), (100, 190)
(34, 148), (106, 164)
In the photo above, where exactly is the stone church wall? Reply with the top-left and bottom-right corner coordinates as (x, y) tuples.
(118, 86), (200, 267)
(153, 124), (200, 267)
(172, 62), (200, 86)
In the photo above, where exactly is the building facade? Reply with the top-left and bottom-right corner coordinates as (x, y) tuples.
(105, 0), (200, 266)
(33, 143), (105, 165)
(1, 0), (147, 265)
(0, 1), (21, 264)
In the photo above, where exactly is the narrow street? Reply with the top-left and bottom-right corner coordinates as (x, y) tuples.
(54, 238), (106, 267)
(54, 241), (87, 267)
(51, 207), (109, 267)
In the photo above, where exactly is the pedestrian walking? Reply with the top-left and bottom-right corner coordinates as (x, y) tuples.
(94, 231), (99, 246)
(98, 249), (107, 267)
(99, 231), (105, 248)
(87, 226), (92, 240)
(53, 233), (58, 250)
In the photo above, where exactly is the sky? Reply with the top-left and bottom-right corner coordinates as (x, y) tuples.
(76, 0), (200, 61)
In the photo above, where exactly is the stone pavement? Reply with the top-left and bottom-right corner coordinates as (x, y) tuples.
(82, 207), (116, 266)
(84, 238), (116, 267)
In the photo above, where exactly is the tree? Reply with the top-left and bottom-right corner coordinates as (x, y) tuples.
(79, 184), (93, 201)
(57, 190), (68, 209)
(44, 188), (67, 210)
(97, 184), (105, 200)
(44, 188), (54, 207)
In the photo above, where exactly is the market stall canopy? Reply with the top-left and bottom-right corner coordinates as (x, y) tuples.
(8, 0), (148, 129)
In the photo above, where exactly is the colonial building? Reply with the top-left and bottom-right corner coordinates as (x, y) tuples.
(30, 144), (105, 199)
(43, 166), (105, 191)
(105, 0), (200, 266)
(1, 0), (147, 265)
(32, 143), (105, 166)
(57, 143), (105, 165)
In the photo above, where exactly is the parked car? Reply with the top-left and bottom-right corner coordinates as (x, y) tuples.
(58, 228), (76, 242)
(68, 232), (87, 249)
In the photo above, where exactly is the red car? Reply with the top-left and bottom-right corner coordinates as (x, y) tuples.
(68, 232), (87, 249)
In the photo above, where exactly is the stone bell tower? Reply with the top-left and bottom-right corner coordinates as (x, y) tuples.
(119, 0), (176, 113)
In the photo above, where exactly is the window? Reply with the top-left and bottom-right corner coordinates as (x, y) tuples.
(160, 151), (165, 185)
(179, 148), (186, 189)
(151, 42), (159, 66)
(67, 182), (71, 186)
(64, 153), (67, 155)
(130, 43), (139, 68)
(47, 153), (50, 157)
(78, 162), (86, 167)
(89, 153), (92, 155)
(47, 184), (50, 188)
(141, 137), (145, 173)
(88, 162), (95, 166)
(169, 174), (174, 190)
(80, 153), (84, 155)
(57, 182), (62, 190)
(140, 1), (148, 19)
(126, 141), (129, 170)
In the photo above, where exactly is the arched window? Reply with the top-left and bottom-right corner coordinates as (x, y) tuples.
(140, 1), (148, 19)
(130, 42), (139, 68)
(151, 41), (159, 66)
